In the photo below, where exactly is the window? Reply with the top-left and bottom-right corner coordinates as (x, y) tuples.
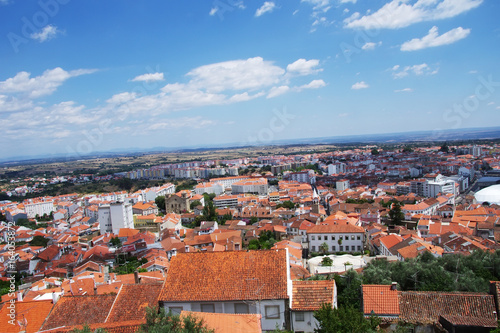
(311, 235), (315, 241)
(331, 236), (335, 240)
(331, 245), (336, 252)
(351, 235), (355, 240)
(235, 303), (249, 314)
(357, 235), (361, 240)
(265, 305), (280, 319)
(357, 246), (361, 251)
(201, 303), (215, 313)
(295, 312), (305, 322)
(339, 246), (343, 251)
(339, 236), (343, 240)
(311, 246), (316, 251)
(169, 307), (183, 315)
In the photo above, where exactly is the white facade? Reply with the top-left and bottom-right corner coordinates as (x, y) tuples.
(308, 232), (364, 253)
(162, 299), (288, 332)
(336, 180), (350, 192)
(24, 200), (55, 218)
(98, 202), (134, 234)
(231, 178), (268, 195)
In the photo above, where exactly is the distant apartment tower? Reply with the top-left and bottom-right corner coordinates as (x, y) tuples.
(288, 170), (316, 184)
(336, 179), (350, 191)
(472, 145), (482, 158)
(328, 162), (346, 175)
(271, 164), (291, 175)
(98, 202), (134, 234)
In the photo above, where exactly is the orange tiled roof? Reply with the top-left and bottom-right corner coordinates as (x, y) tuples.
(0, 300), (54, 333)
(362, 284), (399, 316)
(41, 295), (116, 330)
(180, 311), (262, 333)
(159, 250), (289, 302)
(106, 283), (163, 323)
(399, 291), (497, 325)
(291, 280), (336, 311)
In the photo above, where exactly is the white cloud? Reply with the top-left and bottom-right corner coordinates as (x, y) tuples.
(228, 91), (265, 103)
(130, 72), (165, 82)
(298, 79), (326, 90)
(351, 81), (369, 89)
(361, 41), (382, 50)
(106, 92), (138, 105)
(301, 0), (332, 12)
(187, 57), (284, 92)
(401, 26), (470, 51)
(255, 1), (276, 17)
(267, 86), (290, 98)
(0, 95), (34, 113)
(394, 88), (414, 92)
(0, 67), (97, 99)
(391, 63), (438, 79)
(344, 0), (483, 29)
(286, 59), (322, 76)
(148, 117), (215, 130)
(209, 7), (218, 16)
(30, 25), (60, 42)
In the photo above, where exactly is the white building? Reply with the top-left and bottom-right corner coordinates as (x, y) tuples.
(24, 199), (55, 218)
(307, 222), (365, 253)
(194, 182), (224, 196)
(336, 179), (350, 192)
(231, 178), (268, 195)
(98, 202), (134, 234)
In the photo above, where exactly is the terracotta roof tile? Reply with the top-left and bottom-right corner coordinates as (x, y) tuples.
(180, 311), (262, 333)
(41, 295), (116, 330)
(0, 300), (54, 333)
(159, 249), (289, 302)
(291, 280), (335, 311)
(106, 283), (163, 323)
(399, 291), (497, 324)
(362, 284), (399, 317)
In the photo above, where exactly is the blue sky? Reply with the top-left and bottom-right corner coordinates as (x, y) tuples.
(0, 0), (499, 160)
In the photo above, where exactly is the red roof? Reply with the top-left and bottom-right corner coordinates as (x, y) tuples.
(41, 295), (116, 330)
(291, 280), (336, 311)
(180, 311), (262, 333)
(0, 300), (54, 333)
(362, 285), (399, 316)
(159, 249), (289, 302)
(107, 283), (163, 323)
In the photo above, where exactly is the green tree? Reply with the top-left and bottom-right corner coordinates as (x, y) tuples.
(70, 325), (107, 333)
(250, 216), (258, 224)
(30, 235), (49, 247)
(321, 257), (333, 267)
(320, 242), (329, 255)
(110, 237), (122, 248)
(138, 307), (214, 333)
(314, 303), (379, 333)
(439, 142), (449, 153)
(388, 202), (405, 225)
(371, 148), (379, 155)
(155, 196), (166, 212)
(190, 200), (201, 210)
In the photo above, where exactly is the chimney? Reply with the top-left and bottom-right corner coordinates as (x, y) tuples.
(17, 291), (23, 302)
(134, 271), (141, 284)
(391, 282), (397, 291)
(94, 286), (98, 296)
(52, 292), (58, 304)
